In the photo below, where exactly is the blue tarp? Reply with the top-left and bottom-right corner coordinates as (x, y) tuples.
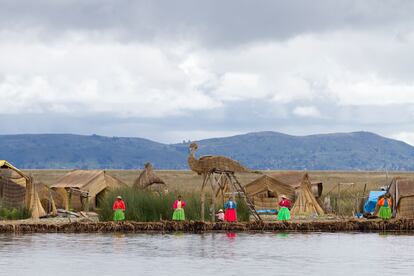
(363, 191), (386, 214)
(256, 209), (278, 214)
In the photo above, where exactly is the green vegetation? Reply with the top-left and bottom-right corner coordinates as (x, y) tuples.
(0, 206), (31, 220)
(98, 188), (250, 222)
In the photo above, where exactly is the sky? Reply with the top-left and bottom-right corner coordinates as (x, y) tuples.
(1, 0), (414, 144)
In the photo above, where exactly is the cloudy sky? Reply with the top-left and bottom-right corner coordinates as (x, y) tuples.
(1, 0), (414, 144)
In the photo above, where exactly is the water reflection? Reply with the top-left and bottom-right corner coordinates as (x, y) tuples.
(0, 232), (413, 276)
(173, 232), (185, 238)
(276, 232), (289, 238)
(112, 233), (126, 253)
(226, 232), (237, 239)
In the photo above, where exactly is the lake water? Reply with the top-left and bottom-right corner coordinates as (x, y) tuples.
(0, 232), (413, 276)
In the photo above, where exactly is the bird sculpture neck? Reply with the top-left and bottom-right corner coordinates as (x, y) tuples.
(188, 147), (202, 174)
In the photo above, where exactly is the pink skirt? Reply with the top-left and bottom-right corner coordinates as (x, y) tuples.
(225, 208), (237, 222)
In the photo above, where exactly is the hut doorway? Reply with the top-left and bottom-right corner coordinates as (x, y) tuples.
(95, 189), (107, 208)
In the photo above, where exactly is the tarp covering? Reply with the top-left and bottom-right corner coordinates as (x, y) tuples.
(363, 191), (386, 214)
(291, 174), (325, 216)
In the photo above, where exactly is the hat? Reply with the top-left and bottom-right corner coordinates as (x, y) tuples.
(218, 209), (223, 213)
(117, 196), (122, 199)
(280, 194), (287, 199)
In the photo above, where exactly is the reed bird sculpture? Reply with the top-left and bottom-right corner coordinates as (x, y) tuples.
(187, 142), (261, 222)
(188, 142), (250, 175)
(133, 163), (167, 193)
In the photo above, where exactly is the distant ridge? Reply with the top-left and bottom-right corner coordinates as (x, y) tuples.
(1, 131), (414, 170)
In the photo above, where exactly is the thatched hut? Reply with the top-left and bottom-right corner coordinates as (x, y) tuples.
(51, 170), (127, 211)
(244, 172), (323, 211)
(268, 172), (323, 198)
(291, 174), (325, 217)
(0, 160), (46, 218)
(35, 182), (66, 215)
(0, 160), (32, 208)
(388, 177), (414, 218)
(244, 175), (295, 211)
(133, 163), (167, 193)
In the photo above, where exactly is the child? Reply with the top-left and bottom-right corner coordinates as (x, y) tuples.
(216, 209), (225, 221)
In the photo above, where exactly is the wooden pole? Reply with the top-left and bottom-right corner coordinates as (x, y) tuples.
(68, 190), (72, 211)
(211, 173), (216, 222)
(65, 189), (70, 211)
(84, 194), (90, 212)
(201, 174), (207, 222)
(221, 177), (227, 208)
(337, 183), (341, 215)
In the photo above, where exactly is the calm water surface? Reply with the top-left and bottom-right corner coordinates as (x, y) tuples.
(0, 232), (413, 276)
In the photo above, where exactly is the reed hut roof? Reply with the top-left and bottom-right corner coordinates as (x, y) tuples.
(268, 172), (323, 198)
(51, 170), (127, 197)
(0, 160), (30, 188)
(244, 175), (296, 200)
(133, 163), (165, 190)
(245, 172), (323, 199)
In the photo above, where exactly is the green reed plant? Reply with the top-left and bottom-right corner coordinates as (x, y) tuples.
(236, 197), (250, 222)
(98, 188), (250, 222)
(0, 206), (31, 220)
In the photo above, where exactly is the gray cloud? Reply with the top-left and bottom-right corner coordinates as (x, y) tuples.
(1, 0), (413, 45)
(0, 0), (414, 145)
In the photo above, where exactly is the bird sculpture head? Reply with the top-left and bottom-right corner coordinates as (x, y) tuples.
(189, 142), (199, 152)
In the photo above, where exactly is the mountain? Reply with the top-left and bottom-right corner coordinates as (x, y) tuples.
(1, 131), (414, 170)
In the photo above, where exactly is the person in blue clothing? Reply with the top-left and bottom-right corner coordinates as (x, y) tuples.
(224, 196), (237, 222)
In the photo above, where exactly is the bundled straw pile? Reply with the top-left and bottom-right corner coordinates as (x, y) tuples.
(291, 174), (324, 216)
(133, 163), (166, 192)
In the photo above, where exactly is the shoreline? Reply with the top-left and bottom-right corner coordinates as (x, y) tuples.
(1, 219), (414, 234)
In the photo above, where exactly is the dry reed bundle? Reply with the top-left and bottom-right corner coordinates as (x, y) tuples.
(133, 163), (166, 191)
(291, 174), (325, 216)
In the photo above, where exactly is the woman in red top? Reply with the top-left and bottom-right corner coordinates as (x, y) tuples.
(277, 195), (291, 221)
(113, 196), (126, 221)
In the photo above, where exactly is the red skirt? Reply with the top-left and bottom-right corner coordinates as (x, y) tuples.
(225, 208), (237, 222)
